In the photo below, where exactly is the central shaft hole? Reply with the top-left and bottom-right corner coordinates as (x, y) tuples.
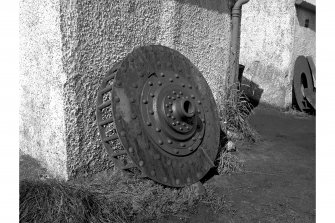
(183, 100), (194, 116)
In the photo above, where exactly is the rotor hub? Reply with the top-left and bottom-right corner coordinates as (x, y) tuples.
(141, 70), (205, 156)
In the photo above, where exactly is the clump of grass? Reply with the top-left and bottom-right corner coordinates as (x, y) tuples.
(216, 150), (245, 175)
(283, 107), (312, 118)
(20, 169), (203, 222)
(219, 84), (259, 142)
(20, 178), (130, 223)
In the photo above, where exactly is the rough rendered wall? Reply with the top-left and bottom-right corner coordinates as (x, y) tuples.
(60, 0), (232, 179)
(240, 0), (297, 107)
(20, 0), (67, 179)
(292, 4), (316, 64)
(240, 0), (315, 108)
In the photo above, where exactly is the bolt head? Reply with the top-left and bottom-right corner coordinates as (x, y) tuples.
(148, 81), (153, 86)
(143, 99), (148, 104)
(167, 139), (172, 144)
(158, 140), (163, 145)
(139, 160), (144, 166)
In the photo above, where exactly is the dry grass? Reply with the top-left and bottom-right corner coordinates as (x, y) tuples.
(217, 150), (245, 175)
(20, 169), (205, 223)
(219, 84), (260, 142)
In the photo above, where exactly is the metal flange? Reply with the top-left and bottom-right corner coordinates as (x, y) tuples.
(96, 45), (220, 187)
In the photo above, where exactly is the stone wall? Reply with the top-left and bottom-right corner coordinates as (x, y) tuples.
(240, 0), (315, 108)
(20, 0), (233, 179)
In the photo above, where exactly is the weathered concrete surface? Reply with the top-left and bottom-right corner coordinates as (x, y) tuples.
(20, 0), (233, 179)
(240, 0), (315, 108)
(19, 0), (68, 179)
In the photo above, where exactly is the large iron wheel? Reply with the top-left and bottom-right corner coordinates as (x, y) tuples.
(96, 45), (220, 187)
(293, 55), (314, 111)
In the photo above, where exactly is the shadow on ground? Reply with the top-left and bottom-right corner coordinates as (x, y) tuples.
(180, 104), (316, 222)
(20, 151), (49, 181)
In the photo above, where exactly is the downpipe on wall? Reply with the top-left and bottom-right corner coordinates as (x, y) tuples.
(222, 0), (249, 133)
(228, 0), (250, 87)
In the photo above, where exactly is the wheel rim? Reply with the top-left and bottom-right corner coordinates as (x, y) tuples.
(97, 45), (220, 187)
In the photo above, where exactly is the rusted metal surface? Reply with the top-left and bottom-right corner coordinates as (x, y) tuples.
(293, 55), (315, 111)
(96, 45), (220, 187)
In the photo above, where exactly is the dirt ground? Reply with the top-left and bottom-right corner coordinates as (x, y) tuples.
(20, 105), (315, 222)
(171, 105), (316, 223)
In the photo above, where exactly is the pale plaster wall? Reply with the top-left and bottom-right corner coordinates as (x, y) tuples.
(240, 0), (315, 108)
(20, 0), (233, 179)
(19, 0), (68, 179)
